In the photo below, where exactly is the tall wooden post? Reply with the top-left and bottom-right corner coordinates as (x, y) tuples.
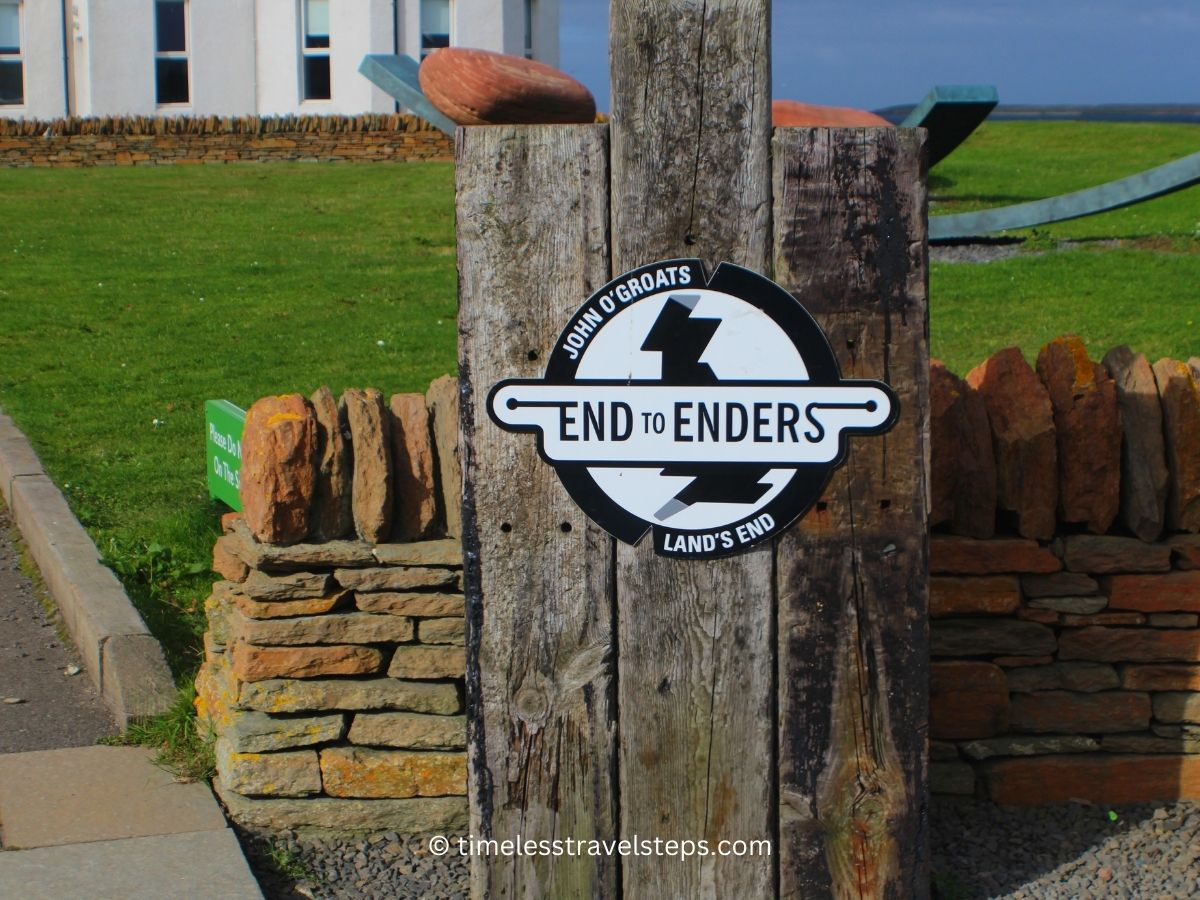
(457, 3), (929, 898)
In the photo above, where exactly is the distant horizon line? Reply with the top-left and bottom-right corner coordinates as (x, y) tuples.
(873, 102), (1200, 125)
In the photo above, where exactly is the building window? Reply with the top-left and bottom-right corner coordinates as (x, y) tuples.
(302, 0), (330, 101)
(155, 0), (189, 104)
(523, 0), (533, 59)
(0, 0), (23, 106)
(420, 0), (449, 59)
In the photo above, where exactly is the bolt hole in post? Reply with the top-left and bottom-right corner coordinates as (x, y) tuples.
(879, 499), (891, 510)
(816, 501), (828, 512)
(500, 522), (512, 533)
(527, 349), (539, 361)
(683, 232), (697, 245)
(560, 522), (573, 533)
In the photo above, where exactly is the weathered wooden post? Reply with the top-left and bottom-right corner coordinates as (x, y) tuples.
(457, 2), (928, 897)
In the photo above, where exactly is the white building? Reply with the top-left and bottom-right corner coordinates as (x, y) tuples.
(0, 0), (559, 119)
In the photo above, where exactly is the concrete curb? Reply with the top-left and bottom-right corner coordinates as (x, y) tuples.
(0, 411), (176, 727)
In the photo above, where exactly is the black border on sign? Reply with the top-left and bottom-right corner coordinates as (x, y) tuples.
(485, 258), (900, 559)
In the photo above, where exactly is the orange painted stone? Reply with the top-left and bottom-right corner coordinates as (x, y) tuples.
(320, 747), (467, 798)
(930, 576), (1019, 617)
(930, 536), (1060, 575)
(1036, 336), (1120, 534)
(1122, 664), (1200, 691)
(1153, 358), (1200, 532)
(930, 360), (996, 538)
(771, 99), (892, 127)
(966, 348), (1057, 540)
(986, 754), (1200, 806)
(231, 643), (384, 682)
(1107, 571), (1200, 613)
(1059, 627), (1200, 663)
(389, 393), (438, 542)
(240, 394), (319, 544)
(930, 661), (1009, 740)
(419, 47), (596, 126)
(1009, 690), (1149, 734)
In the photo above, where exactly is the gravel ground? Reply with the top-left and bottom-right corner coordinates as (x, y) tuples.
(236, 827), (469, 899)
(932, 797), (1200, 899)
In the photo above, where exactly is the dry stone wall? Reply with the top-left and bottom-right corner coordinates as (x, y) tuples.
(0, 115), (452, 168)
(196, 377), (467, 831)
(931, 338), (1200, 807)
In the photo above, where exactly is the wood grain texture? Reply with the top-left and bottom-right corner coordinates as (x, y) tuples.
(456, 125), (617, 899)
(772, 128), (930, 899)
(609, 2), (775, 897)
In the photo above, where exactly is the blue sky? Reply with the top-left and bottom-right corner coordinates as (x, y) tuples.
(559, 0), (1200, 112)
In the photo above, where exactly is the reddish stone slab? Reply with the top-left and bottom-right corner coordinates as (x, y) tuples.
(966, 348), (1057, 540)
(771, 99), (892, 127)
(1009, 690), (1149, 734)
(1036, 336), (1120, 533)
(930, 662), (1009, 740)
(389, 393), (438, 542)
(1059, 627), (1200, 663)
(1061, 535), (1171, 575)
(240, 394), (318, 544)
(419, 47), (596, 126)
(342, 388), (394, 544)
(308, 385), (354, 541)
(230, 643), (384, 682)
(1103, 346), (1169, 541)
(1121, 664), (1200, 691)
(930, 536), (1060, 575)
(930, 575), (1019, 617)
(930, 360), (997, 538)
(1107, 571), (1200, 613)
(1153, 358), (1200, 532)
(986, 754), (1200, 806)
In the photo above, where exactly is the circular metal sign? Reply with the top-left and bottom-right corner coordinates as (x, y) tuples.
(487, 259), (898, 559)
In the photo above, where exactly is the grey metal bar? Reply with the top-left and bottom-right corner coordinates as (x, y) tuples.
(358, 54), (457, 135)
(900, 84), (998, 167)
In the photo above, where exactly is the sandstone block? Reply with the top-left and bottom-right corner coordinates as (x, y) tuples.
(993, 655), (1055, 667)
(348, 713), (467, 750)
(230, 643), (383, 682)
(961, 735), (1098, 760)
(355, 592), (464, 617)
(335, 566), (460, 592)
(204, 591), (234, 647)
(1036, 336), (1121, 533)
(966, 348), (1057, 539)
(214, 780), (468, 832)
(343, 388), (394, 543)
(225, 710), (345, 753)
(419, 47), (596, 126)
(930, 536), (1060, 575)
(1123, 664), (1200, 691)
(212, 535), (249, 582)
(308, 385), (354, 541)
(232, 590), (348, 620)
(1153, 692), (1200, 723)
(1171, 535), (1200, 570)
(1010, 690), (1149, 734)
(1028, 595), (1107, 614)
(931, 620), (1056, 657)
(231, 610), (414, 646)
(1100, 733), (1200, 754)
(1061, 535), (1171, 574)
(215, 739), (321, 797)
(230, 519), (376, 570)
(1103, 346), (1169, 540)
(1020, 572), (1099, 598)
(930, 661), (1008, 739)
(389, 645), (466, 680)
(1153, 358), (1200, 532)
(426, 375), (461, 539)
(1060, 612), (1145, 627)
(1107, 571), (1200, 613)
(418, 617), (465, 645)
(372, 539), (463, 567)
(1060, 627), (1200, 662)
(1006, 662), (1119, 693)
(240, 394), (318, 544)
(239, 677), (460, 715)
(929, 359), (996, 537)
(320, 747), (467, 798)
(240, 570), (333, 601)
(930, 762), (975, 796)
(985, 754), (1200, 806)
(389, 393), (438, 541)
(930, 576), (1019, 617)
(771, 99), (893, 128)
(194, 652), (240, 733)
(1148, 613), (1199, 628)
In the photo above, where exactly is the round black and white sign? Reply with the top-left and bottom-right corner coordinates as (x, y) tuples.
(487, 259), (898, 559)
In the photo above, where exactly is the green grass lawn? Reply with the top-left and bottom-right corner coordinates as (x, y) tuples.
(0, 121), (1196, 681)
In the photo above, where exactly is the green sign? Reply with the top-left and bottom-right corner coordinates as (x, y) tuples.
(206, 399), (246, 511)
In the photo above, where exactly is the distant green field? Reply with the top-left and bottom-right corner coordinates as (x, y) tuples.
(0, 121), (1196, 678)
